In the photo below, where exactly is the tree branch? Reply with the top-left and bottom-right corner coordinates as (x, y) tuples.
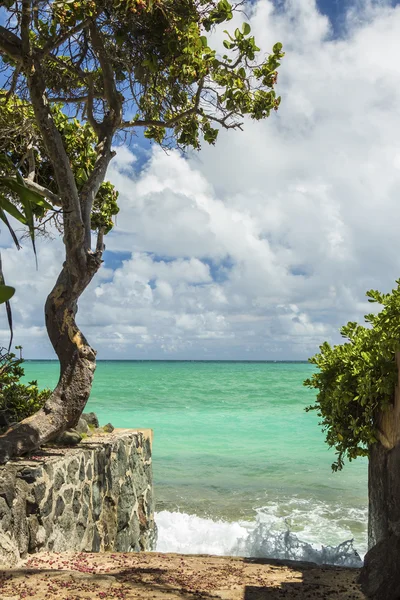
(41, 18), (91, 56)
(86, 75), (101, 137)
(95, 227), (105, 254)
(89, 23), (122, 124)
(80, 142), (116, 250)
(121, 80), (205, 130)
(207, 111), (243, 130)
(0, 26), (22, 61)
(48, 92), (104, 104)
(26, 58), (86, 273)
(23, 178), (62, 207)
(26, 147), (35, 181)
(4, 66), (21, 103)
(21, 0), (31, 58)
(45, 53), (88, 82)
(27, 62), (80, 210)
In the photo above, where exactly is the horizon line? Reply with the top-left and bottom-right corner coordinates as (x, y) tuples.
(24, 359), (310, 363)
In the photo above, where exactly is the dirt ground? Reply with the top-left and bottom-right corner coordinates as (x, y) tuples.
(0, 551), (366, 600)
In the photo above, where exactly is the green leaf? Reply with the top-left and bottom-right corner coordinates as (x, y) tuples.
(0, 194), (27, 225)
(0, 178), (38, 260)
(223, 40), (234, 49)
(0, 285), (15, 304)
(0, 206), (21, 249)
(0, 178), (53, 211)
(242, 22), (251, 35)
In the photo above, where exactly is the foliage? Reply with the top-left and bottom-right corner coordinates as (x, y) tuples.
(0, 253), (14, 349)
(0, 98), (119, 237)
(0, 0), (284, 245)
(91, 181), (119, 234)
(0, 0), (284, 325)
(0, 0), (284, 151)
(0, 152), (49, 348)
(304, 283), (400, 471)
(0, 347), (51, 428)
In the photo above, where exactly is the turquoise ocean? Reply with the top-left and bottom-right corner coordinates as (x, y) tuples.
(23, 360), (368, 565)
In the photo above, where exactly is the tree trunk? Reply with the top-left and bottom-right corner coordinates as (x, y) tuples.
(359, 353), (400, 599)
(0, 251), (102, 464)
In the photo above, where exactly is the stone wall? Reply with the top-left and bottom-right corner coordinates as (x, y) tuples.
(0, 429), (156, 566)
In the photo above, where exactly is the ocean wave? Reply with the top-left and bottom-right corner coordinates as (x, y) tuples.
(155, 508), (365, 568)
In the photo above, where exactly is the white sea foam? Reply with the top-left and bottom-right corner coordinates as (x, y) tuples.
(155, 504), (366, 568)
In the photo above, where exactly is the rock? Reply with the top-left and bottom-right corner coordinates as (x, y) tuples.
(56, 429), (82, 446)
(103, 423), (114, 433)
(359, 533), (400, 599)
(75, 418), (89, 435)
(81, 412), (99, 428)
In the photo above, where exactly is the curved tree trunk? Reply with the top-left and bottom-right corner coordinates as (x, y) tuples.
(359, 353), (400, 599)
(0, 250), (102, 464)
(0, 17), (120, 465)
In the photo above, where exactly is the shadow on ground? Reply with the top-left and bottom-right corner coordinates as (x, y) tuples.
(0, 552), (366, 600)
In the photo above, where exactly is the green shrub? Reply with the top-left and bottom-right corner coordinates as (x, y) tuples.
(304, 282), (400, 471)
(0, 347), (51, 429)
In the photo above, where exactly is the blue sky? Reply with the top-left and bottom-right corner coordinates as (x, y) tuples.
(2, 0), (400, 360)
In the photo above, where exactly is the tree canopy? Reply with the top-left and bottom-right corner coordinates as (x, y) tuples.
(0, 0), (284, 155)
(0, 0), (285, 298)
(304, 284), (400, 471)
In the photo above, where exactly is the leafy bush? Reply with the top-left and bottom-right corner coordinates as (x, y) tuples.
(304, 282), (400, 471)
(0, 347), (51, 429)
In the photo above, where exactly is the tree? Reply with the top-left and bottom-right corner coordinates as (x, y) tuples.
(0, 0), (284, 462)
(305, 283), (400, 600)
(0, 346), (51, 429)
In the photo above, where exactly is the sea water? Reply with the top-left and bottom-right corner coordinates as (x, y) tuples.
(23, 360), (368, 566)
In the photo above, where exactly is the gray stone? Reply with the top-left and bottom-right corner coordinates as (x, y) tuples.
(41, 489), (53, 518)
(72, 491), (81, 516)
(76, 418), (89, 435)
(81, 412), (99, 428)
(55, 497), (65, 518)
(82, 482), (91, 505)
(92, 525), (101, 552)
(79, 458), (85, 482)
(56, 430), (82, 446)
(54, 469), (65, 491)
(82, 502), (89, 521)
(0, 472), (17, 508)
(67, 458), (80, 484)
(64, 487), (73, 503)
(17, 467), (42, 484)
(116, 442), (128, 477)
(103, 423), (114, 433)
(92, 481), (102, 521)
(0, 497), (11, 531)
(33, 482), (46, 504)
(117, 476), (135, 531)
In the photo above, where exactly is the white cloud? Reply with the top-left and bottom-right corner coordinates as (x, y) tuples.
(2, 0), (400, 359)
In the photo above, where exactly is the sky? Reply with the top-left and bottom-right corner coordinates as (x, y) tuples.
(2, 0), (400, 360)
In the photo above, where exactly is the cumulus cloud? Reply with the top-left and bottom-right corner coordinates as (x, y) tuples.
(2, 0), (400, 359)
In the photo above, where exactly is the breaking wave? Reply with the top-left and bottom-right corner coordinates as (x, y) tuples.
(155, 504), (366, 568)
